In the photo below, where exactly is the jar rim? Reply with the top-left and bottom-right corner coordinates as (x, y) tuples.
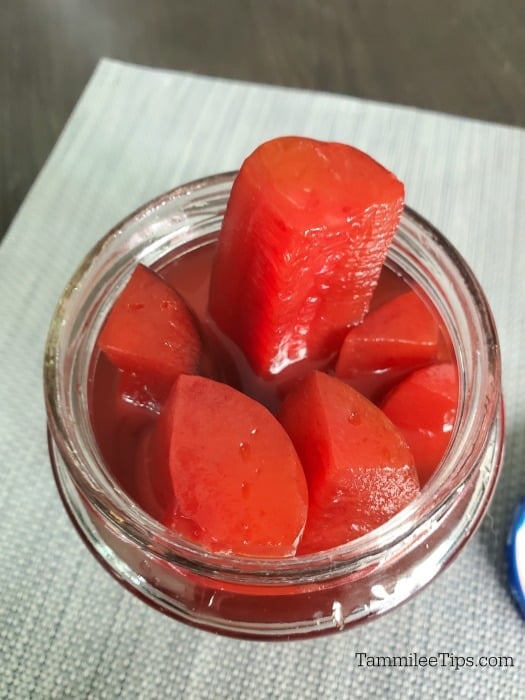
(44, 171), (503, 582)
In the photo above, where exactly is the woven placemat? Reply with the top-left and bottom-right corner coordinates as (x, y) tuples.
(1, 59), (523, 699)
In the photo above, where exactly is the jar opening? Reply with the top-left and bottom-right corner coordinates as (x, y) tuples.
(44, 173), (503, 585)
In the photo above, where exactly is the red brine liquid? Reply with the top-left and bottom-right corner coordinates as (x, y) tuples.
(90, 240), (456, 537)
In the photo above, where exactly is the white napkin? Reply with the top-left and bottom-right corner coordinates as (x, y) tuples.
(1, 59), (523, 699)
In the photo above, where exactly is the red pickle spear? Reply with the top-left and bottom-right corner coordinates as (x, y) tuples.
(208, 136), (405, 378)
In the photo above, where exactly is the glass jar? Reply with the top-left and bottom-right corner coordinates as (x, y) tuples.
(44, 172), (504, 640)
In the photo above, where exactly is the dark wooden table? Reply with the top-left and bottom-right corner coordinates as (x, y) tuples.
(1, 0), (524, 240)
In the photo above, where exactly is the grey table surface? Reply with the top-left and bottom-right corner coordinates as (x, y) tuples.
(1, 0), (524, 240)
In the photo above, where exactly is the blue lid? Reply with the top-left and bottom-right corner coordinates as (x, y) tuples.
(507, 498), (525, 619)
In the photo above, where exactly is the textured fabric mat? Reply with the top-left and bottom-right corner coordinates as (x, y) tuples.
(0, 59), (524, 699)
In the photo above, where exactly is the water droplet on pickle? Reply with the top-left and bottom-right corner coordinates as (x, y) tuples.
(347, 411), (361, 425)
(128, 302), (145, 311)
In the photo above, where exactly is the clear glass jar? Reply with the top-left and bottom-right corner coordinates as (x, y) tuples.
(44, 172), (504, 640)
